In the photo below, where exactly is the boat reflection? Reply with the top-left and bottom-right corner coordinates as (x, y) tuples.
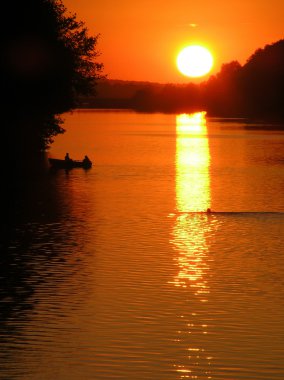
(171, 112), (213, 378)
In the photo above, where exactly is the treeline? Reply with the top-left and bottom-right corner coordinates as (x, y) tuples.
(81, 39), (284, 120)
(81, 79), (201, 113)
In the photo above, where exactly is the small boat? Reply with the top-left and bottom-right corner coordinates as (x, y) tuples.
(48, 158), (92, 169)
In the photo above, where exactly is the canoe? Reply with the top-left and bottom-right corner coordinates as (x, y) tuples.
(49, 158), (92, 169)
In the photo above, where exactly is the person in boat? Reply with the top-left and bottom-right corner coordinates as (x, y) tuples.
(83, 155), (91, 165)
(65, 153), (72, 161)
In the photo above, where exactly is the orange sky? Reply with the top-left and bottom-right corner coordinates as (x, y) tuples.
(63, 0), (284, 83)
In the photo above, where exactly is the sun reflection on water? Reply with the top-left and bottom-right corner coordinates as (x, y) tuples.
(173, 111), (211, 290)
(170, 112), (213, 379)
(175, 112), (210, 213)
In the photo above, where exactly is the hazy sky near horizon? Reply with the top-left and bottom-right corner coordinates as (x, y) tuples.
(64, 0), (284, 83)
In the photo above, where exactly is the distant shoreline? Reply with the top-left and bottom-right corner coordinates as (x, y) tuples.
(73, 105), (284, 125)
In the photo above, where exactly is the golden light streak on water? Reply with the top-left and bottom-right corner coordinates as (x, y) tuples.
(171, 112), (213, 378)
(175, 112), (210, 212)
(173, 112), (211, 288)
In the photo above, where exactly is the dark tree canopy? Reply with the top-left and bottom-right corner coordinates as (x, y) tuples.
(198, 40), (284, 119)
(240, 39), (284, 118)
(200, 61), (242, 116)
(2, 0), (103, 154)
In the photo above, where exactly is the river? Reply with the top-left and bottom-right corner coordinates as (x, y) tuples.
(1, 110), (284, 379)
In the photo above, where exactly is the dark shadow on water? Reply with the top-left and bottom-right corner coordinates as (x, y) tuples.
(1, 151), (96, 346)
(0, 157), (75, 331)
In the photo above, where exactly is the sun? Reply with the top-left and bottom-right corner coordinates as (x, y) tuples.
(176, 45), (214, 78)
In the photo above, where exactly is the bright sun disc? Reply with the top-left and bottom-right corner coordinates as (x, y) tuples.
(177, 45), (213, 78)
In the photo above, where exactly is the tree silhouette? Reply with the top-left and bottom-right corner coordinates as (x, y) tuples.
(200, 61), (242, 116)
(240, 39), (284, 118)
(2, 0), (103, 156)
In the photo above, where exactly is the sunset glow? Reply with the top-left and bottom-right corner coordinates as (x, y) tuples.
(63, 0), (284, 83)
(176, 46), (214, 78)
(3, 0), (284, 377)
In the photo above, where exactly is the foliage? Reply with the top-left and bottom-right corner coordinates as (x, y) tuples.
(38, 114), (66, 151)
(2, 0), (104, 153)
(204, 41), (284, 118)
(200, 61), (242, 116)
(240, 39), (284, 118)
(51, 0), (104, 106)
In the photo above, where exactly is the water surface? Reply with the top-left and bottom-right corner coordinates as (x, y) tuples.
(1, 110), (284, 379)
